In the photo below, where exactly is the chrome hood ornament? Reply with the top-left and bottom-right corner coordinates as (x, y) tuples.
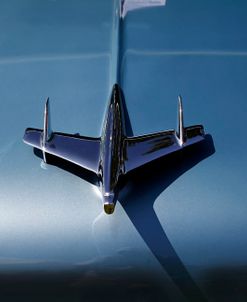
(23, 1), (205, 214)
(23, 84), (205, 214)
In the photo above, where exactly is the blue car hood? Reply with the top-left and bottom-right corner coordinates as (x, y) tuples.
(0, 0), (247, 300)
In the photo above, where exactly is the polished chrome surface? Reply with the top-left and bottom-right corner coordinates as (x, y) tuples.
(22, 0), (206, 216)
(42, 98), (52, 163)
(23, 0), (206, 215)
(23, 83), (205, 214)
(177, 95), (184, 146)
(121, 0), (166, 18)
(99, 84), (126, 213)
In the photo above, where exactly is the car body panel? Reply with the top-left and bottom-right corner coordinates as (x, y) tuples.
(0, 0), (247, 300)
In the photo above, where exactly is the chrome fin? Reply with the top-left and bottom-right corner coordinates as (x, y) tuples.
(42, 98), (52, 163)
(124, 95), (205, 173)
(23, 98), (101, 173)
(177, 95), (185, 146)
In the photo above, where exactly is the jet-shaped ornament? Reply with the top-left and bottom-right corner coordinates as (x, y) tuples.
(23, 84), (205, 214)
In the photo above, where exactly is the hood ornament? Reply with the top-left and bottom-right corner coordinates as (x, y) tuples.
(23, 84), (205, 214)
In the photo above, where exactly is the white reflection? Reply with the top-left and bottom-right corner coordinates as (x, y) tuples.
(124, 49), (247, 57)
(0, 53), (109, 65)
(92, 210), (106, 255)
(121, 0), (166, 18)
(92, 185), (102, 199)
(40, 160), (49, 170)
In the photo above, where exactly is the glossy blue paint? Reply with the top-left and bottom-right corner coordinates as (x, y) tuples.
(0, 0), (113, 263)
(121, 0), (247, 269)
(0, 0), (247, 300)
